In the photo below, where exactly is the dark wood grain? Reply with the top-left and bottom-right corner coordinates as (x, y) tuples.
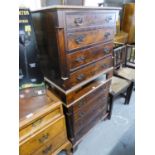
(67, 42), (113, 72)
(32, 6), (118, 148)
(48, 69), (113, 105)
(66, 28), (114, 51)
(63, 56), (113, 88)
(65, 11), (116, 30)
(19, 90), (54, 119)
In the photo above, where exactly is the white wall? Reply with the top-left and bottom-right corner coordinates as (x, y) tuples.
(84, 0), (104, 6)
(19, 0), (41, 10)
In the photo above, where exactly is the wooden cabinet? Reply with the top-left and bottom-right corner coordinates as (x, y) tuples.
(19, 90), (72, 155)
(32, 6), (120, 150)
(121, 3), (135, 44)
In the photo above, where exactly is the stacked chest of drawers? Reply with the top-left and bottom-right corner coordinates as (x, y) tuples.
(19, 90), (72, 155)
(32, 5), (120, 149)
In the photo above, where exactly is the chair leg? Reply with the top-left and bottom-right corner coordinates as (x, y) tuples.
(108, 94), (114, 119)
(125, 82), (134, 105)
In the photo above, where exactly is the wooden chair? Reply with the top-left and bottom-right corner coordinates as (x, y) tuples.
(108, 43), (134, 119)
(108, 76), (133, 119)
(126, 44), (135, 69)
(113, 43), (135, 83)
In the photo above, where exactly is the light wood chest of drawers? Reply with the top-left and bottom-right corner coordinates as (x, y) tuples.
(32, 5), (120, 150)
(19, 90), (72, 155)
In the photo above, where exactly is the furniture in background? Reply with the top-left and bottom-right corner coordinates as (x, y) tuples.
(121, 3), (135, 44)
(32, 6), (120, 150)
(109, 76), (133, 119)
(126, 44), (135, 68)
(113, 43), (135, 83)
(19, 8), (45, 94)
(19, 90), (72, 155)
(108, 42), (134, 119)
(114, 31), (128, 44)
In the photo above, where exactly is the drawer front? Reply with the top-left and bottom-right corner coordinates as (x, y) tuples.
(32, 131), (67, 155)
(66, 72), (112, 104)
(65, 56), (113, 88)
(67, 42), (113, 72)
(73, 82), (110, 114)
(75, 106), (107, 142)
(74, 100), (108, 134)
(66, 28), (114, 51)
(20, 116), (66, 155)
(20, 105), (62, 142)
(65, 12), (116, 30)
(74, 96), (108, 122)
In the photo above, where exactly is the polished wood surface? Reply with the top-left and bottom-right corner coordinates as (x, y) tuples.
(19, 90), (62, 120)
(32, 6), (118, 148)
(47, 76), (112, 145)
(19, 90), (72, 155)
(121, 3), (135, 44)
(48, 69), (113, 106)
(63, 55), (113, 88)
(32, 8), (119, 90)
(20, 116), (67, 155)
(65, 11), (116, 30)
(66, 28), (114, 51)
(20, 106), (62, 142)
(67, 42), (113, 72)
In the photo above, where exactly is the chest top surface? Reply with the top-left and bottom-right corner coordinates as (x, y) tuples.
(32, 5), (121, 12)
(19, 89), (62, 127)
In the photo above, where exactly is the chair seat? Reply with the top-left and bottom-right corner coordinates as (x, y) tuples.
(116, 67), (135, 81)
(110, 76), (130, 95)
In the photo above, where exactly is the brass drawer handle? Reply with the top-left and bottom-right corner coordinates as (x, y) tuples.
(32, 119), (42, 127)
(104, 32), (111, 39)
(75, 35), (85, 44)
(105, 16), (112, 22)
(74, 17), (83, 26)
(39, 133), (49, 143)
(75, 56), (85, 62)
(42, 144), (52, 154)
(104, 48), (110, 54)
(76, 74), (85, 81)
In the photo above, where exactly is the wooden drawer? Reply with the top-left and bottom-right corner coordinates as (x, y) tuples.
(65, 11), (116, 30)
(19, 105), (63, 142)
(74, 106), (107, 142)
(19, 116), (66, 155)
(74, 96), (107, 122)
(64, 55), (113, 88)
(72, 82), (110, 114)
(32, 131), (67, 155)
(66, 28), (114, 51)
(74, 100), (108, 134)
(67, 42), (113, 72)
(66, 71), (112, 104)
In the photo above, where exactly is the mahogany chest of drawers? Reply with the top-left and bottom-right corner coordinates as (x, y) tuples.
(32, 6), (120, 90)
(19, 90), (72, 155)
(32, 5), (120, 150)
